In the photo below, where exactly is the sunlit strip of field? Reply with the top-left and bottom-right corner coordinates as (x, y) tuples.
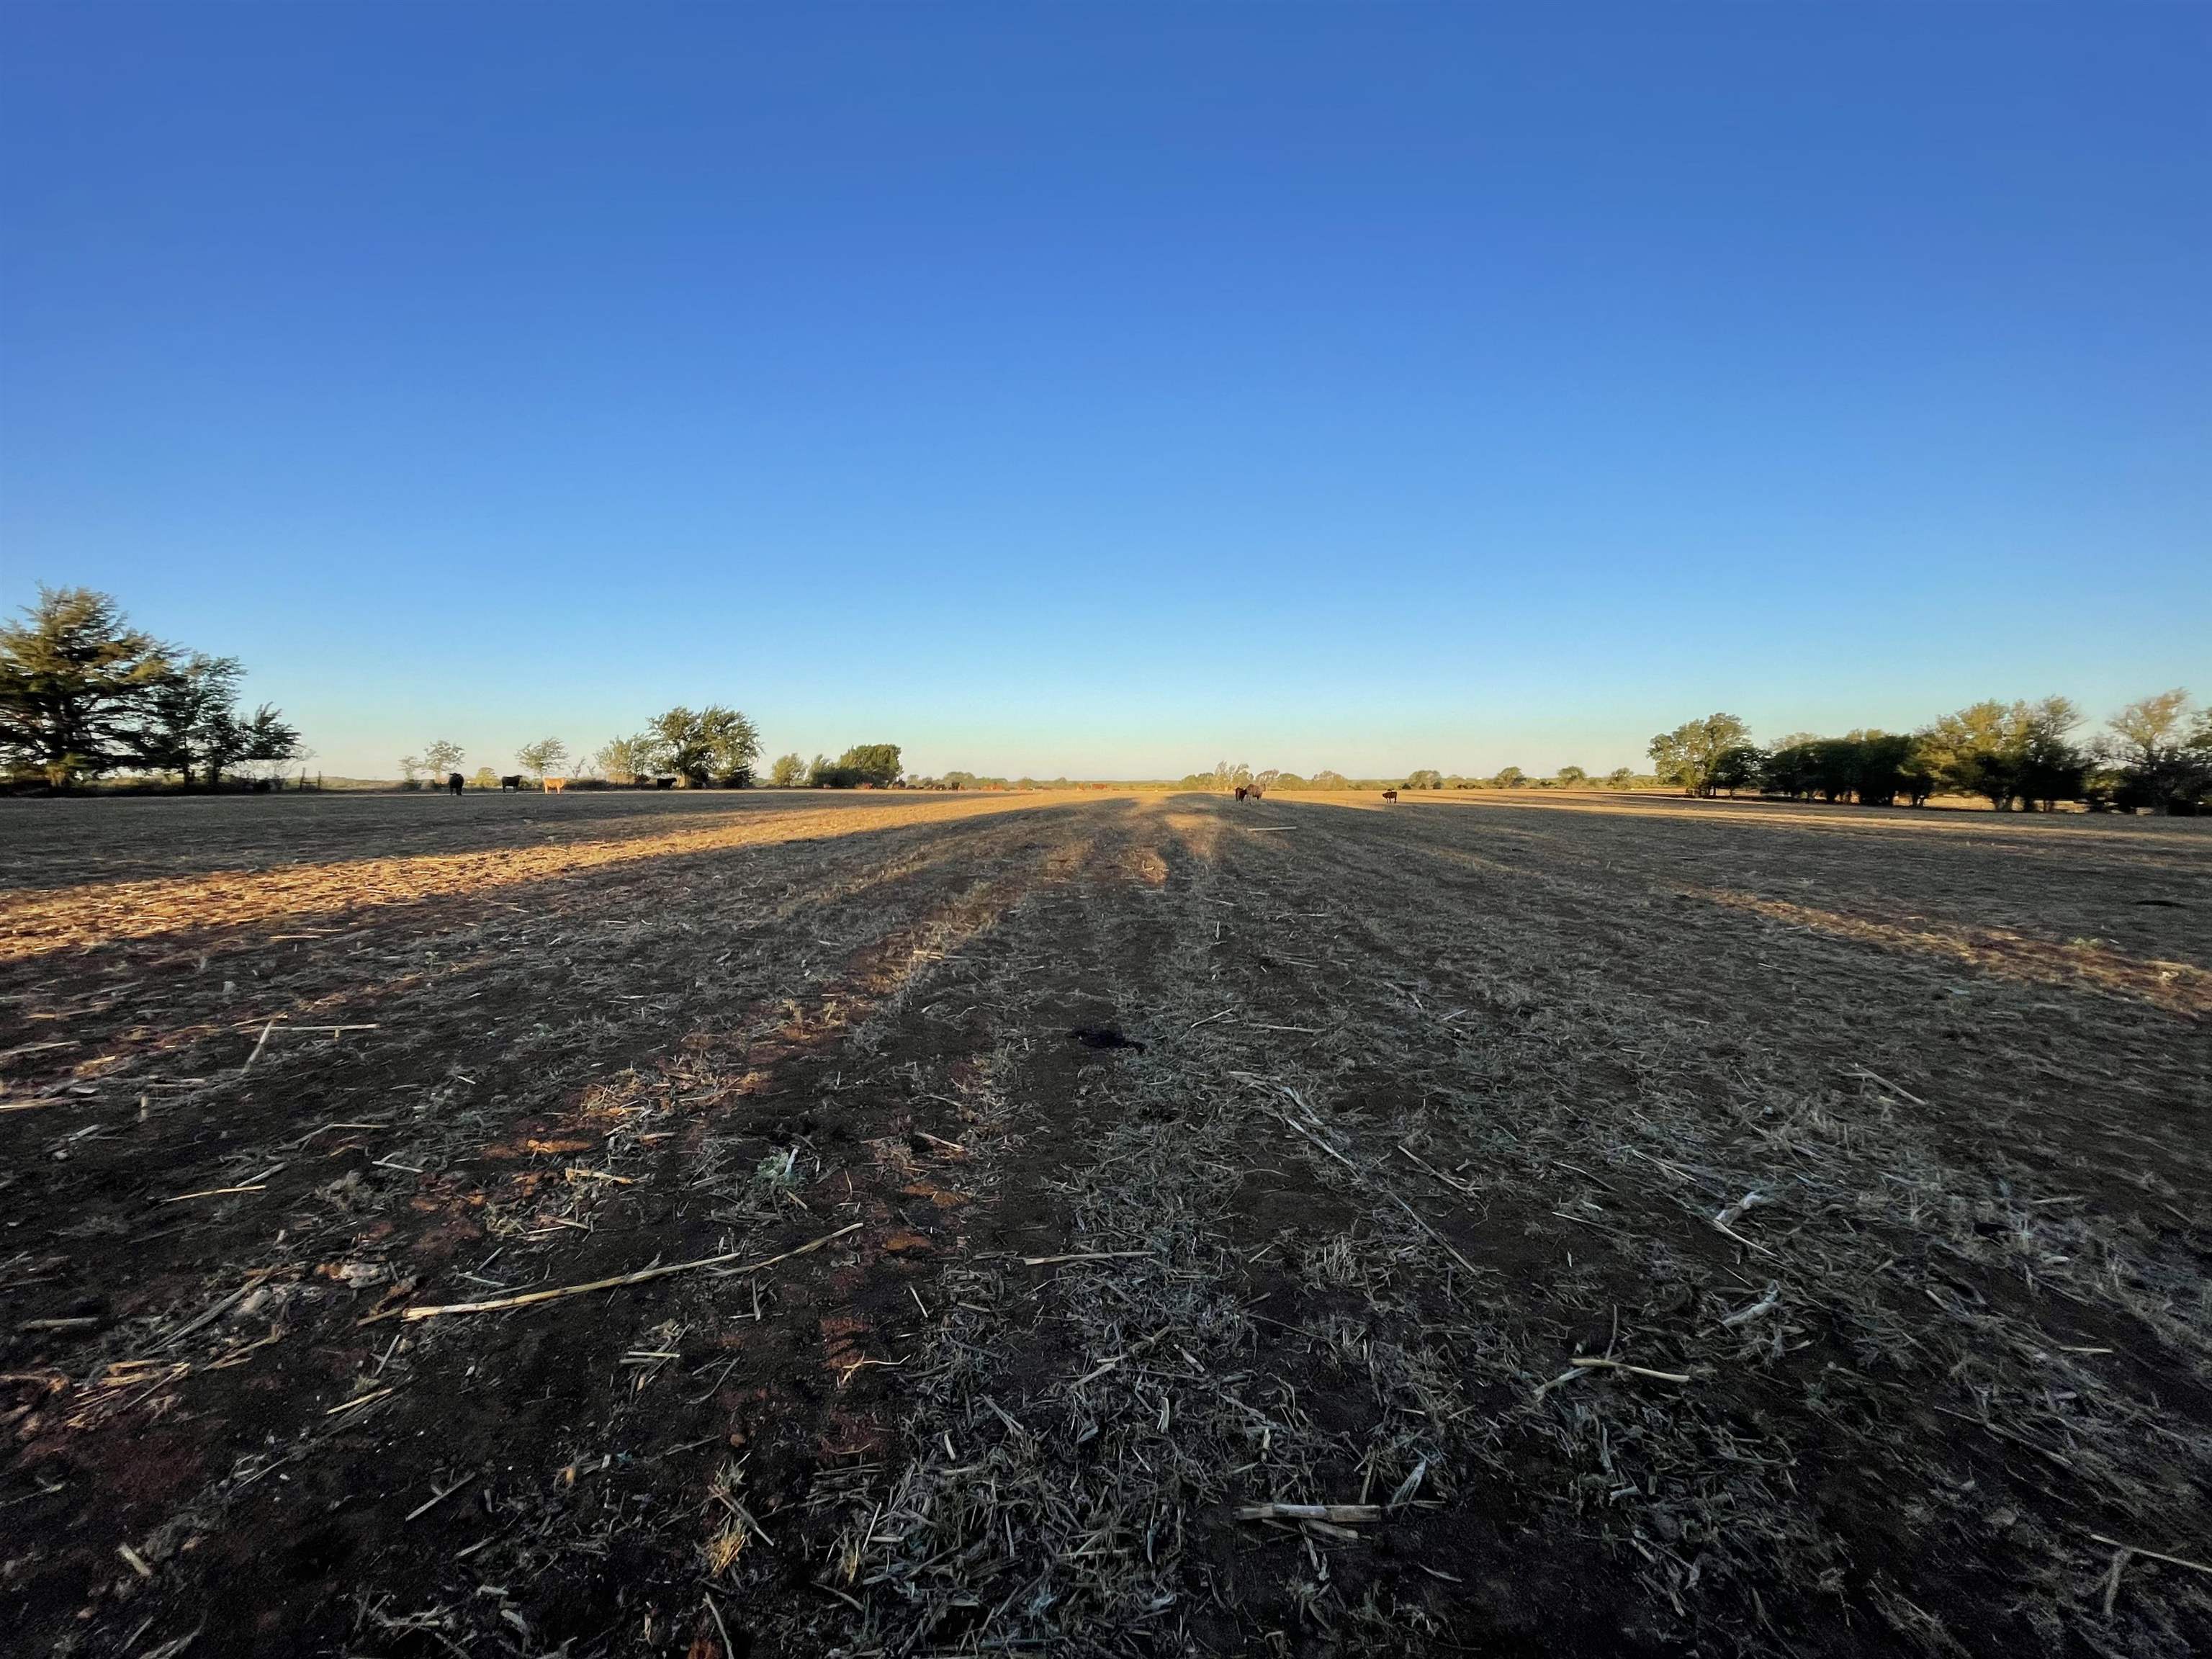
(0, 791), (1115, 962)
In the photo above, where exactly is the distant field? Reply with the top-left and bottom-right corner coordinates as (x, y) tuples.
(1, 789), (2206, 1657)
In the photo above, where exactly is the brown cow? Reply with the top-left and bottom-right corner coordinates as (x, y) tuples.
(1381, 788), (1400, 802)
(1234, 786), (1249, 802)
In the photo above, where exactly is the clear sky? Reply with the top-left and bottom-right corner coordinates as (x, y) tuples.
(3, 4), (2206, 781)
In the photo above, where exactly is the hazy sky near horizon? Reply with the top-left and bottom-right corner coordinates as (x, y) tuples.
(3, 4), (2206, 780)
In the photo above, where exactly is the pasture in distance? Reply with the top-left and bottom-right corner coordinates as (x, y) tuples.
(1, 787), (2207, 1658)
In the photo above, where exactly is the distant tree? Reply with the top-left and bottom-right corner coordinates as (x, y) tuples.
(230, 706), (302, 786)
(1274, 772), (1308, 790)
(1207, 759), (1254, 793)
(1406, 768), (1444, 791)
(516, 737), (570, 783)
(1648, 713), (1754, 798)
(1491, 766), (1527, 788)
(421, 738), (465, 779)
(649, 705), (760, 786)
(837, 744), (902, 787)
(470, 765), (500, 790)
(2104, 688), (2208, 814)
(1919, 698), (2087, 811)
(137, 653), (244, 784)
(0, 586), (176, 786)
(1603, 766), (1635, 790)
(397, 754), (424, 789)
(1309, 770), (1350, 790)
(769, 752), (806, 786)
(1555, 765), (1588, 787)
(1251, 768), (1281, 795)
(595, 732), (660, 784)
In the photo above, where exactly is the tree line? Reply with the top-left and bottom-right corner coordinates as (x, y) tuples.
(1647, 693), (2212, 813)
(1, 588), (305, 788)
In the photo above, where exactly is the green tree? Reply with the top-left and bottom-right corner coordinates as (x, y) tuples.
(1406, 768), (1444, 790)
(1603, 766), (1635, 790)
(422, 739), (465, 779)
(515, 737), (570, 782)
(469, 765), (500, 790)
(1919, 698), (2087, 811)
(2104, 689), (2208, 814)
(595, 732), (660, 784)
(137, 653), (243, 784)
(1555, 765), (1588, 787)
(836, 743), (902, 786)
(0, 586), (176, 786)
(1491, 765), (1527, 788)
(397, 754), (423, 788)
(1647, 713), (1754, 797)
(1309, 769), (1349, 790)
(1274, 772), (1308, 789)
(649, 705), (761, 786)
(768, 752), (806, 786)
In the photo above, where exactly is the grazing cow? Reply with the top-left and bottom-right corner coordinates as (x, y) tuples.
(447, 772), (464, 797)
(1382, 788), (1400, 802)
(500, 774), (523, 791)
(655, 775), (677, 789)
(544, 776), (567, 794)
(1234, 786), (1249, 802)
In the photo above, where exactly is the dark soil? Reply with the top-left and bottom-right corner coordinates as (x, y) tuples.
(1, 788), (2206, 1658)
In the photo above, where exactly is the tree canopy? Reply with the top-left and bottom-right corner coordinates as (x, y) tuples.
(1, 587), (302, 788)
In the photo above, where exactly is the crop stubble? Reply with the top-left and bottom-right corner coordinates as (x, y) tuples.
(0, 788), (2206, 1657)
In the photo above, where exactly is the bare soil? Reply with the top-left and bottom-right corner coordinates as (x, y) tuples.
(2, 788), (2206, 1658)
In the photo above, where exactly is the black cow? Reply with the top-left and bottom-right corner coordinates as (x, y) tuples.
(1234, 786), (1248, 802)
(1381, 788), (1399, 803)
(448, 772), (464, 796)
(500, 774), (523, 791)
(655, 776), (677, 789)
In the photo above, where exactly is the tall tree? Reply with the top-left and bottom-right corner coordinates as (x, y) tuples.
(649, 706), (761, 786)
(0, 587), (176, 786)
(2104, 688), (2206, 814)
(136, 653), (244, 784)
(1555, 765), (1588, 786)
(594, 732), (660, 784)
(421, 739), (465, 778)
(768, 752), (805, 786)
(1648, 713), (1754, 798)
(835, 743), (902, 786)
(515, 737), (570, 782)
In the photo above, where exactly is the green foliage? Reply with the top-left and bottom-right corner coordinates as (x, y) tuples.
(421, 738), (465, 778)
(594, 732), (660, 784)
(0, 586), (177, 786)
(768, 752), (806, 786)
(2102, 688), (2210, 814)
(1555, 765), (1587, 786)
(469, 766), (500, 790)
(1406, 768), (1444, 790)
(1603, 767), (1635, 789)
(1308, 770), (1350, 789)
(806, 744), (900, 788)
(515, 737), (570, 781)
(1274, 773), (1309, 790)
(1917, 698), (2088, 811)
(648, 705), (761, 786)
(1647, 713), (1753, 797)
(1491, 766), (1527, 788)
(138, 653), (244, 784)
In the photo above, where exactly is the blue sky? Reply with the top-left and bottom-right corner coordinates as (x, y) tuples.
(3, 4), (2206, 780)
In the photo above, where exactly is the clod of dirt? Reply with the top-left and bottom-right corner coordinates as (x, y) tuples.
(1067, 1025), (1146, 1053)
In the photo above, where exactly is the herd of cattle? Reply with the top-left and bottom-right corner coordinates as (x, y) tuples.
(446, 773), (676, 796)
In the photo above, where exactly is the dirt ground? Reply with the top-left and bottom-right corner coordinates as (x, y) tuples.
(2, 787), (2206, 1658)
